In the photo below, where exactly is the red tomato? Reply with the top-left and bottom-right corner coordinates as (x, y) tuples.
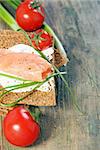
(16, 0), (45, 31)
(31, 29), (53, 50)
(3, 106), (40, 147)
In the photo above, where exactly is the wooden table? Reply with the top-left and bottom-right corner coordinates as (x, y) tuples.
(0, 0), (100, 149)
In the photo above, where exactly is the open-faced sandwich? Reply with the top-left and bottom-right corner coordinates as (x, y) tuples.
(0, 30), (68, 108)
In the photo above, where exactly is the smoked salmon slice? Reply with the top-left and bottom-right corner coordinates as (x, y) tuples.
(0, 53), (52, 81)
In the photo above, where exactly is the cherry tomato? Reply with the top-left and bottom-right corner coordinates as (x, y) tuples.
(31, 29), (53, 50)
(16, 0), (45, 31)
(3, 106), (40, 147)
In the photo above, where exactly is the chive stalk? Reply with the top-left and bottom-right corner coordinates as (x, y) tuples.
(0, 72), (30, 82)
(11, 0), (21, 7)
(0, 72), (66, 92)
(0, 3), (20, 31)
(0, 82), (39, 99)
(0, 81), (40, 92)
(0, 72), (66, 107)
(4, 0), (18, 9)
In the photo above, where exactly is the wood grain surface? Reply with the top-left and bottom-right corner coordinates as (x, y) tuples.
(0, 0), (100, 150)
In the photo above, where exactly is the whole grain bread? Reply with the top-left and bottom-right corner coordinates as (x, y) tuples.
(0, 30), (68, 115)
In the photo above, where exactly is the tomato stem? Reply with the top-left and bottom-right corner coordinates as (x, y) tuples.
(29, 106), (41, 123)
(30, 0), (41, 9)
(31, 31), (46, 46)
(30, 0), (44, 17)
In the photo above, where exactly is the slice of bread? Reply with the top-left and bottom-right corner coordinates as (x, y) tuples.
(0, 30), (68, 114)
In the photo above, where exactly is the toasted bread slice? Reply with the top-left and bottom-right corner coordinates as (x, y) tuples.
(0, 30), (68, 115)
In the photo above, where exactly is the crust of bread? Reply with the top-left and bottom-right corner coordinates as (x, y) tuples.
(0, 30), (67, 114)
(0, 89), (56, 106)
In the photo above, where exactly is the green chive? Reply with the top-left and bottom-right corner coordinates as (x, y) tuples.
(0, 4), (20, 31)
(0, 72), (30, 82)
(0, 72), (66, 107)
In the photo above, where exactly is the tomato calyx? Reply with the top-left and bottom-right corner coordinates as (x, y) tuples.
(31, 29), (53, 50)
(32, 31), (46, 46)
(30, 0), (41, 9)
(29, 0), (44, 16)
(28, 106), (41, 123)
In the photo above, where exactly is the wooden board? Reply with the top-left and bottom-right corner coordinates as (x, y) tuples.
(0, 0), (100, 149)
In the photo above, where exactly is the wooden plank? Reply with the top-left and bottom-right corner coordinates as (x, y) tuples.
(0, 0), (100, 150)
